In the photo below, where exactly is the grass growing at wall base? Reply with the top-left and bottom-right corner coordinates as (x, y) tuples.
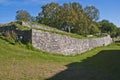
(0, 36), (119, 62)
(0, 38), (120, 80)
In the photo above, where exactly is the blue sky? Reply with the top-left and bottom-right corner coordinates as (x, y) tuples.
(0, 0), (120, 27)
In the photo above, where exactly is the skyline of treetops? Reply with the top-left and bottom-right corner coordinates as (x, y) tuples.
(15, 2), (120, 37)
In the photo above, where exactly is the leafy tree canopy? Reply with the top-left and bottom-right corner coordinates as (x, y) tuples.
(37, 2), (100, 35)
(16, 10), (31, 21)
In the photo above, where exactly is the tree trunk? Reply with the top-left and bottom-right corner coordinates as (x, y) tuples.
(68, 26), (71, 33)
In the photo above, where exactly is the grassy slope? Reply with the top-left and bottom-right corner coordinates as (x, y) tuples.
(12, 22), (98, 39)
(0, 39), (120, 80)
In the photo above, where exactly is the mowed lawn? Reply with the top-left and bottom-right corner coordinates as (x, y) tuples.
(0, 38), (120, 80)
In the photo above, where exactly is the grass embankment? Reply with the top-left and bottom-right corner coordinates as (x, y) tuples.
(11, 22), (98, 39)
(0, 38), (120, 80)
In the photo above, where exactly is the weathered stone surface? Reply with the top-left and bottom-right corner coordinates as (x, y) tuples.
(32, 29), (112, 55)
(0, 22), (113, 55)
(22, 21), (63, 32)
(0, 25), (32, 43)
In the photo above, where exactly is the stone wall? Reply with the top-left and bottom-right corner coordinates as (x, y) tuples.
(22, 21), (63, 32)
(0, 22), (113, 55)
(32, 29), (113, 55)
(0, 25), (32, 43)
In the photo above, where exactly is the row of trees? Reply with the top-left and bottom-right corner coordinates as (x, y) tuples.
(16, 2), (120, 37)
(99, 20), (120, 37)
(37, 2), (100, 35)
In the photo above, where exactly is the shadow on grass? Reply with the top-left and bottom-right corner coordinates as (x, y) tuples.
(47, 50), (120, 80)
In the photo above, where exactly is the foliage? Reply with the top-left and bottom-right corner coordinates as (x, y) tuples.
(37, 2), (100, 35)
(14, 2), (119, 38)
(16, 10), (31, 21)
(116, 28), (120, 37)
(30, 16), (37, 22)
(31, 22), (99, 39)
(84, 6), (99, 21)
(99, 19), (117, 37)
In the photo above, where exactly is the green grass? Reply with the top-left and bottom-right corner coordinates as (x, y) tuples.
(10, 22), (98, 39)
(47, 50), (120, 80)
(0, 37), (120, 79)
(1, 21), (101, 40)
(1, 37), (119, 63)
(11, 22), (32, 30)
(32, 22), (99, 39)
(34, 27), (86, 39)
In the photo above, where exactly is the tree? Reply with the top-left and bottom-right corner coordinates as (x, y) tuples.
(61, 3), (78, 33)
(99, 19), (117, 37)
(37, 3), (60, 27)
(116, 28), (120, 37)
(84, 6), (99, 21)
(89, 22), (100, 34)
(30, 16), (37, 22)
(70, 2), (88, 35)
(37, 2), (78, 33)
(37, 2), (100, 35)
(16, 10), (31, 21)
